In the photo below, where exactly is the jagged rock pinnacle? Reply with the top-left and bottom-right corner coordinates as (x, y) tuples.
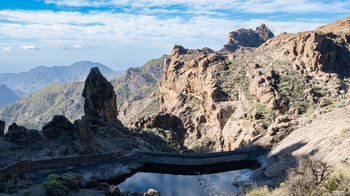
(82, 67), (118, 122)
(223, 24), (274, 52)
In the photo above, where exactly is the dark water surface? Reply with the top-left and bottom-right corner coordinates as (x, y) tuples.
(118, 169), (251, 196)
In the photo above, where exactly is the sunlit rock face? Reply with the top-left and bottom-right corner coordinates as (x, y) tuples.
(223, 24), (274, 52)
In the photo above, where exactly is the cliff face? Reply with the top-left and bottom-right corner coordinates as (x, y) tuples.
(160, 46), (230, 150)
(158, 17), (350, 151)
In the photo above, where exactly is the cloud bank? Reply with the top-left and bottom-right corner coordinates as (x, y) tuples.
(0, 9), (326, 50)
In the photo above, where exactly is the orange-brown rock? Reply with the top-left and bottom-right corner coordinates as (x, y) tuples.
(160, 45), (235, 150)
(259, 17), (350, 73)
(154, 17), (350, 151)
(249, 69), (287, 113)
(316, 16), (350, 34)
(223, 24), (274, 52)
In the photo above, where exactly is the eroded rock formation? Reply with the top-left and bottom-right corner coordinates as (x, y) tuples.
(73, 119), (98, 154)
(249, 68), (287, 113)
(130, 112), (187, 145)
(4, 123), (43, 146)
(43, 115), (74, 139)
(223, 24), (274, 52)
(157, 17), (350, 151)
(83, 67), (118, 122)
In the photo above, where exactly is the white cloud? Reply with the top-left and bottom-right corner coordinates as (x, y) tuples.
(62, 44), (85, 49)
(22, 45), (39, 50)
(0, 10), (329, 50)
(1, 46), (12, 52)
(43, 0), (350, 14)
(73, 45), (83, 49)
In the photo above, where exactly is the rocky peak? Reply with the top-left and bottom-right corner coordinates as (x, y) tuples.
(255, 24), (274, 41)
(316, 16), (350, 34)
(171, 45), (187, 58)
(223, 24), (274, 52)
(82, 67), (118, 122)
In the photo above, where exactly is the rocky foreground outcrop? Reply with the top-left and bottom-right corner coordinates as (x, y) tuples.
(42, 115), (74, 139)
(0, 67), (186, 195)
(4, 123), (43, 148)
(130, 112), (187, 145)
(0, 66), (185, 167)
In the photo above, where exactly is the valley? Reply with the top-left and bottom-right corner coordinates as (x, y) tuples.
(0, 16), (349, 196)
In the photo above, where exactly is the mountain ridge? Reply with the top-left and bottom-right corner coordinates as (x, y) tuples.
(0, 61), (120, 96)
(0, 84), (19, 109)
(0, 56), (166, 129)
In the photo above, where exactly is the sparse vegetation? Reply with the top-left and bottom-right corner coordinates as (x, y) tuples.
(249, 103), (276, 128)
(277, 73), (313, 113)
(21, 178), (35, 187)
(122, 190), (132, 196)
(47, 174), (60, 182)
(243, 158), (350, 196)
(42, 180), (63, 190)
(62, 175), (76, 181)
(42, 174), (64, 193)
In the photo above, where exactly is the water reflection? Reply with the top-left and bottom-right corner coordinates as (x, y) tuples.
(118, 169), (251, 196)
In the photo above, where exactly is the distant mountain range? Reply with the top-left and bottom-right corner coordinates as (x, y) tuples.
(0, 85), (19, 109)
(0, 56), (166, 129)
(0, 61), (122, 96)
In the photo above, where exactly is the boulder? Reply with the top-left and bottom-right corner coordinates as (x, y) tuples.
(130, 112), (186, 144)
(43, 115), (74, 139)
(105, 185), (121, 196)
(73, 120), (98, 154)
(144, 189), (161, 196)
(0, 120), (4, 137)
(82, 67), (118, 122)
(4, 123), (43, 145)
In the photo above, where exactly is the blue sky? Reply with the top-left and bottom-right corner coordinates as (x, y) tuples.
(0, 0), (349, 73)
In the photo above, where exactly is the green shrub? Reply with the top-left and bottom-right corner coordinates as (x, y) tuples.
(62, 175), (76, 181)
(42, 180), (62, 190)
(122, 190), (132, 196)
(323, 171), (350, 194)
(47, 174), (59, 182)
(243, 186), (270, 196)
(323, 177), (337, 192)
(21, 178), (35, 186)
